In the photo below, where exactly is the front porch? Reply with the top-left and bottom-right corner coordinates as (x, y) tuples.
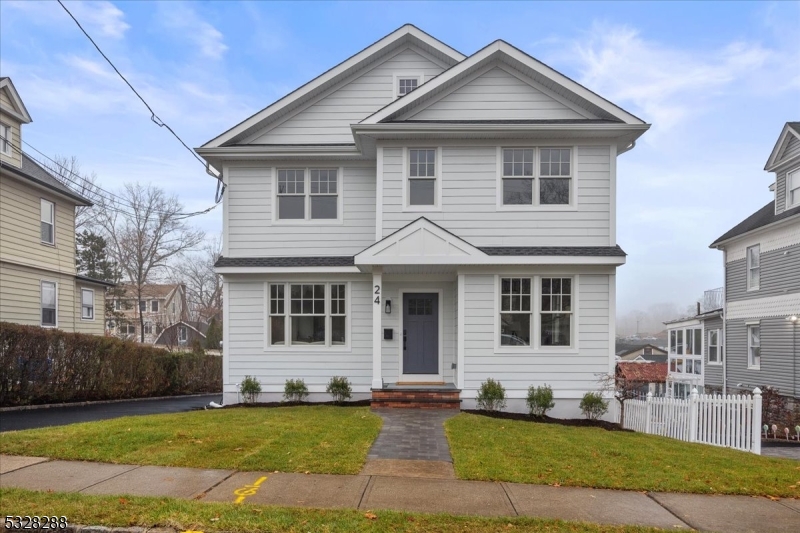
(371, 383), (461, 409)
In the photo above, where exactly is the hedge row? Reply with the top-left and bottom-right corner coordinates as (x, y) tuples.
(0, 322), (222, 407)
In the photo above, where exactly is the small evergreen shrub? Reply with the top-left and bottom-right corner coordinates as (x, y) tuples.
(526, 384), (555, 416)
(580, 391), (608, 420)
(475, 378), (507, 411)
(283, 378), (309, 402)
(326, 376), (352, 403)
(239, 375), (262, 404)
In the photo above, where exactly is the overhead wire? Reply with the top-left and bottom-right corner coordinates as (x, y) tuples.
(55, 0), (225, 205)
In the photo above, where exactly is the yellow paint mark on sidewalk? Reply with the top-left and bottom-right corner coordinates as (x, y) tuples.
(233, 476), (268, 504)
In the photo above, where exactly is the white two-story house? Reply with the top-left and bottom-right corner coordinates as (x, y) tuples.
(198, 25), (649, 415)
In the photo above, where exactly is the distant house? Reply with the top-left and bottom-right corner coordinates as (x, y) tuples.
(615, 343), (668, 363)
(664, 308), (723, 398)
(107, 283), (187, 343)
(153, 320), (208, 349)
(0, 77), (113, 334)
(616, 361), (668, 398)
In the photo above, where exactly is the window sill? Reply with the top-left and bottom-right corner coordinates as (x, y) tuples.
(81, 317), (95, 322)
(496, 204), (578, 212)
(263, 346), (352, 353)
(40, 241), (55, 247)
(402, 206), (441, 213)
(493, 347), (578, 355)
(272, 219), (344, 226)
(747, 365), (761, 371)
(706, 362), (722, 366)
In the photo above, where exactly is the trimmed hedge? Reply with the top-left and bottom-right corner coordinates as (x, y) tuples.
(0, 322), (222, 407)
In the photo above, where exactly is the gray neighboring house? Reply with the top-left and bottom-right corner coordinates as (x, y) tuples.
(708, 121), (800, 400)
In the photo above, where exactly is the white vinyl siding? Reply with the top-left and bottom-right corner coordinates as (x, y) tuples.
(382, 144), (610, 246)
(249, 47), (446, 144)
(226, 164), (375, 257)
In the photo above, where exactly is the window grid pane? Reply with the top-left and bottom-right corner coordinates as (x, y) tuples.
(399, 78), (418, 95)
(269, 284), (285, 315)
(540, 148), (571, 177)
(501, 278), (531, 312)
(310, 169), (338, 195)
(502, 148), (534, 177)
(409, 149), (436, 177)
(277, 169), (305, 194)
(541, 277), (572, 347)
(331, 284), (346, 316)
(290, 284), (326, 315)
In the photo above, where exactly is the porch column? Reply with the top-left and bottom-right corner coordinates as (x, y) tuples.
(457, 273), (465, 389)
(372, 268), (383, 389)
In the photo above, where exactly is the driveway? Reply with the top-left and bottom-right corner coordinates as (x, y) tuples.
(0, 394), (221, 432)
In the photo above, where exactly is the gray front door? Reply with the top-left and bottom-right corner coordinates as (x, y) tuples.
(403, 293), (439, 375)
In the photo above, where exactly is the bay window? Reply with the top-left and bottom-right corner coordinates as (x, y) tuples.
(268, 282), (348, 348)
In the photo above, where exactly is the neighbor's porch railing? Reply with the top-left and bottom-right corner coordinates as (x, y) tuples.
(619, 388), (762, 454)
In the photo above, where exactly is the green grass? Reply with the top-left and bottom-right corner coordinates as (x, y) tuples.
(0, 488), (666, 533)
(0, 406), (381, 475)
(446, 413), (800, 498)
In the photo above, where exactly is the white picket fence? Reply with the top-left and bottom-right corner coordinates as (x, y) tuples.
(619, 388), (762, 454)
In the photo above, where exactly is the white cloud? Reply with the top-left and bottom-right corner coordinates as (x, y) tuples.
(156, 3), (228, 60)
(4, 1), (129, 39)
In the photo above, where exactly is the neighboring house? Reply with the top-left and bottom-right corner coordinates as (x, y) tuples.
(664, 308), (723, 398)
(708, 121), (800, 400)
(153, 320), (208, 349)
(198, 25), (650, 415)
(0, 77), (112, 334)
(616, 343), (668, 363)
(107, 283), (187, 343)
(616, 361), (668, 398)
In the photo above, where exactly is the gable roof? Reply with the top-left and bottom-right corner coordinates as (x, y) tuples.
(765, 121), (800, 171)
(117, 283), (183, 300)
(0, 77), (33, 123)
(616, 343), (667, 359)
(360, 40), (645, 126)
(1, 153), (93, 205)
(710, 200), (800, 248)
(201, 25), (464, 148)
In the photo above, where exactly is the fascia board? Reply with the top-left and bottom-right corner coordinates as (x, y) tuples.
(765, 124), (800, 171)
(0, 79), (33, 123)
(709, 212), (800, 249)
(215, 266), (361, 274)
(356, 256), (626, 266)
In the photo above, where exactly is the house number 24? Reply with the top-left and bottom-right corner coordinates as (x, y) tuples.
(374, 285), (380, 304)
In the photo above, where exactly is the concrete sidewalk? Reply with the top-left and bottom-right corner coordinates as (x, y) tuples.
(1, 455), (799, 533)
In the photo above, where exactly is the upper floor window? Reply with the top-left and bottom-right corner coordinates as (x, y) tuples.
(500, 147), (572, 207)
(748, 324), (760, 369)
(81, 289), (94, 320)
(408, 148), (437, 207)
(40, 199), (54, 244)
(746, 244), (760, 291)
(708, 329), (721, 364)
(41, 281), (57, 327)
(144, 322), (153, 335)
(788, 169), (800, 209)
(139, 300), (146, 313)
(151, 300), (159, 312)
(0, 123), (10, 155)
(398, 77), (419, 96)
(276, 168), (339, 221)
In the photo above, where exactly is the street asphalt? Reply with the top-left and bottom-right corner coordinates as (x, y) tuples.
(0, 394), (222, 432)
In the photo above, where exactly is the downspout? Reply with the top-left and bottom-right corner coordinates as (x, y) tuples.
(722, 247), (727, 395)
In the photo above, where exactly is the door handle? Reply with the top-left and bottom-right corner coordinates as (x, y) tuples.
(403, 330), (407, 350)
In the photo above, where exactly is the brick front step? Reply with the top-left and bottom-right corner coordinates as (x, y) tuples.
(371, 388), (461, 409)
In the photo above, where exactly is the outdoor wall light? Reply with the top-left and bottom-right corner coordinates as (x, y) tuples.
(786, 315), (798, 322)
(385, 299), (392, 314)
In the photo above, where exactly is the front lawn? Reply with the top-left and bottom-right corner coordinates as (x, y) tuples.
(0, 406), (381, 475)
(446, 413), (800, 498)
(0, 488), (666, 533)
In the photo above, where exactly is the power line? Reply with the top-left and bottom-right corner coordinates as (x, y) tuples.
(55, 0), (225, 204)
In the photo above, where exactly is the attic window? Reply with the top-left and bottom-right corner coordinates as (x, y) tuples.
(788, 168), (800, 208)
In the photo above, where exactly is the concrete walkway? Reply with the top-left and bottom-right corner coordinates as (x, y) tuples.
(2, 455), (799, 532)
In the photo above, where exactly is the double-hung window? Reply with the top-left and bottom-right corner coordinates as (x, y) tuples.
(144, 322), (153, 335)
(40, 199), (54, 244)
(541, 277), (572, 346)
(408, 149), (437, 206)
(788, 169), (800, 208)
(500, 278), (532, 346)
(178, 325), (188, 344)
(268, 282), (348, 348)
(500, 147), (572, 207)
(746, 244), (760, 290)
(151, 300), (159, 312)
(81, 288), (94, 320)
(277, 168), (339, 220)
(708, 329), (721, 364)
(501, 149), (534, 205)
(139, 300), (146, 313)
(539, 148), (571, 205)
(0, 123), (11, 155)
(41, 281), (57, 327)
(748, 324), (760, 369)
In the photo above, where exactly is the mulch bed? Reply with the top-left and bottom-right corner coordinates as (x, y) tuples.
(761, 439), (800, 448)
(217, 399), (372, 409)
(463, 409), (631, 432)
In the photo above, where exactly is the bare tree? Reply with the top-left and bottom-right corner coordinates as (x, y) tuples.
(42, 155), (100, 231)
(170, 235), (222, 323)
(96, 183), (205, 343)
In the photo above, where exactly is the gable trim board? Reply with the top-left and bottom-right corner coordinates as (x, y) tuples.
(0, 78), (33, 124)
(765, 122), (800, 172)
(201, 25), (464, 148)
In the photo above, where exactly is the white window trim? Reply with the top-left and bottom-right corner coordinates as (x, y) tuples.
(496, 145), (579, 212)
(746, 244), (760, 291)
(707, 328), (722, 365)
(747, 322), (761, 370)
(398, 288), (444, 382)
(40, 280), (58, 328)
(493, 274), (579, 354)
(178, 325), (188, 343)
(787, 167), (800, 210)
(40, 198), (55, 246)
(393, 72), (423, 99)
(151, 300), (159, 312)
(0, 122), (11, 155)
(271, 166), (344, 225)
(263, 281), (352, 352)
(81, 288), (95, 321)
(402, 146), (442, 212)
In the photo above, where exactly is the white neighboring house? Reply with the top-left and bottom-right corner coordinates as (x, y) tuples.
(198, 25), (649, 415)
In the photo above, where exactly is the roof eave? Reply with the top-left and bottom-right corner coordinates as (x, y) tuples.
(0, 161), (93, 206)
(0, 78), (33, 123)
(709, 210), (800, 249)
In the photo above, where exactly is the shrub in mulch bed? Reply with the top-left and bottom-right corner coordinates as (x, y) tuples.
(463, 409), (631, 432)
(221, 399), (372, 409)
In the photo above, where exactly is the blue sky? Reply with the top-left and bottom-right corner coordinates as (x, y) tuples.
(1, 1), (798, 323)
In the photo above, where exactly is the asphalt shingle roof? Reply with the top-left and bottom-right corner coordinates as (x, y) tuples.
(1, 154), (93, 205)
(215, 256), (356, 268)
(710, 201), (800, 247)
